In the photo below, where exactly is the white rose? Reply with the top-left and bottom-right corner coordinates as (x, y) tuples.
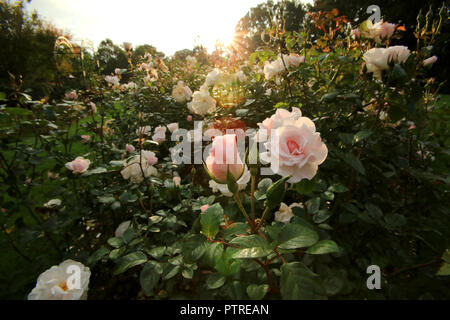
(187, 87), (216, 116)
(121, 151), (158, 183)
(167, 122), (179, 133)
(115, 221), (131, 237)
(28, 260), (90, 300)
(205, 68), (222, 87)
(363, 46), (410, 80)
(105, 75), (120, 86)
(208, 166), (251, 197)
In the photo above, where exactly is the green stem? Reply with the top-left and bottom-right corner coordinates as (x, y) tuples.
(256, 207), (270, 232)
(234, 192), (254, 231)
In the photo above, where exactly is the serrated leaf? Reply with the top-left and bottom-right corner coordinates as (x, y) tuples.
(278, 223), (319, 250)
(306, 240), (339, 255)
(113, 251), (147, 275)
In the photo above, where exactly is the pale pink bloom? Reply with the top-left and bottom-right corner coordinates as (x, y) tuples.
(80, 135), (90, 143)
(65, 157), (90, 174)
(258, 107), (302, 139)
(187, 115), (193, 121)
(351, 28), (360, 39)
(379, 22), (396, 39)
(139, 63), (149, 71)
(423, 55), (438, 66)
(65, 90), (78, 100)
(105, 75), (120, 86)
(90, 102), (97, 113)
(200, 204), (209, 213)
(125, 144), (135, 153)
(167, 123), (179, 133)
(205, 134), (244, 183)
(173, 176), (181, 187)
(152, 126), (166, 143)
(260, 113), (328, 183)
(146, 154), (158, 165)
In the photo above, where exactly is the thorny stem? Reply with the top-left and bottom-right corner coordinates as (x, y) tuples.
(234, 192), (254, 231)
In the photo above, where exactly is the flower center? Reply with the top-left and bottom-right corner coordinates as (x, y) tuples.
(59, 281), (68, 291)
(286, 139), (303, 156)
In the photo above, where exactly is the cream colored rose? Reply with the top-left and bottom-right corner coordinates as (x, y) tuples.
(105, 75), (120, 86)
(187, 87), (216, 116)
(28, 260), (91, 300)
(152, 126), (166, 143)
(65, 157), (90, 174)
(264, 54), (305, 80)
(44, 199), (62, 208)
(167, 122), (179, 133)
(260, 113), (328, 183)
(363, 46), (410, 80)
(172, 81), (192, 103)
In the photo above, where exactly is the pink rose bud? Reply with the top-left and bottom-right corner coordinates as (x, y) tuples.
(65, 157), (90, 174)
(205, 134), (244, 183)
(423, 55), (438, 66)
(65, 90), (78, 100)
(187, 115), (193, 121)
(125, 144), (135, 153)
(200, 204), (210, 213)
(81, 135), (90, 143)
(173, 176), (181, 187)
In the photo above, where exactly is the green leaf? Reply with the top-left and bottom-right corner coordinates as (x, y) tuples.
(119, 191), (138, 203)
(113, 251), (147, 275)
(247, 284), (269, 300)
(342, 153), (366, 175)
(207, 273), (226, 289)
(307, 197), (321, 214)
(182, 234), (207, 262)
(203, 242), (224, 268)
(229, 235), (268, 248)
(163, 264), (181, 280)
(296, 178), (316, 195)
(107, 237), (124, 248)
(280, 262), (326, 299)
(6, 107), (33, 116)
(328, 183), (348, 193)
(87, 247), (110, 265)
(230, 235), (272, 259)
(147, 246), (166, 259)
(226, 166), (239, 195)
(233, 247), (273, 259)
(140, 261), (163, 296)
(306, 240), (339, 255)
(200, 203), (224, 239)
(215, 248), (241, 276)
(278, 223), (319, 250)
(266, 176), (290, 209)
(313, 209), (332, 224)
(354, 130), (373, 143)
(436, 263), (450, 276)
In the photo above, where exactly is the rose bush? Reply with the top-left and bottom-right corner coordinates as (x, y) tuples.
(0, 5), (448, 301)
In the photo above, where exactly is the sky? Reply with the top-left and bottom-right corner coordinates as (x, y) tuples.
(24, 0), (303, 55)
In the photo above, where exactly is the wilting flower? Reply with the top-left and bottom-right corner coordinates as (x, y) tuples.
(173, 176), (181, 187)
(28, 260), (91, 300)
(44, 199), (62, 209)
(205, 134), (244, 183)
(260, 111), (328, 183)
(172, 81), (193, 103)
(80, 135), (90, 143)
(423, 55), (438, 66)
(209, 166), (251, 197)
(152, 126), (166, 143)
(65, 157), (90, 174)
(115, 221), (131, 237)
(121, 151), (158, 183)
(167, 123), (179, 133)
(105, 75), (120, 86)
(65, 90), (78, 100)
(90, 102), (97, 113)
(187, 87), (216, 116)
(200, 204), (209, 213)
(125, 144), (135, 153)
(136, 126), (152, 136)
(363, 46), (410, 80)
(274, 202), (302, 224)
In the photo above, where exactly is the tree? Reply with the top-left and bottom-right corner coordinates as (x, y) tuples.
(96, 39), (128, 75)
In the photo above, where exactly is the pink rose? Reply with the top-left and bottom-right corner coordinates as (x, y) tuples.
(423, 55), (438, 66)
(65, 157), (90, 174)
(258, 107), (302, 139)
(205, 134), (244, 183)
(260, 113), (328, 183)
(173, 176), (181, 187)
(200, 204), (209, 213)
(125, 144), (135, 153)
(152, 126), (166, 143)
(167, 123), (179, 133)
(379, 22), (396, 39)
(141, 150), (158, 165)
(81, 135), (90, 143)
(187, 115), (193, 121)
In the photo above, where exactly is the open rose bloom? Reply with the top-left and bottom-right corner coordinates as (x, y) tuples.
(65, 157), (90, 174)
(260, 108), (328, 183)
(121, 150), (158, 183)
(28, 260), (90, 300)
